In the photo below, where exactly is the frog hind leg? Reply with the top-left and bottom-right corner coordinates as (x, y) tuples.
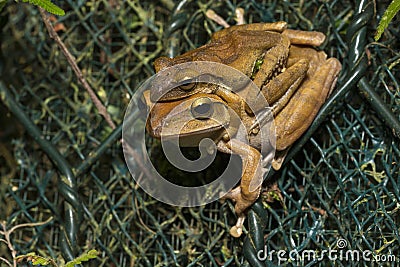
(282, 29), (326, 47)
(211, 22), (288, 40)
(251, 36), (290, 90)
(275, 57), (342, 151)
(247, 58), (309, 132)
(221, 139), (263, 237)
(245, 35), (309, 115)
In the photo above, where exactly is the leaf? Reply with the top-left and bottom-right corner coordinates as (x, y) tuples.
(64, 249), (99, 267)
(21, 0), (65, 16)
(0, 1), (6, 12)
(375, 0), (400, 41)
(15, 252), (57, 266)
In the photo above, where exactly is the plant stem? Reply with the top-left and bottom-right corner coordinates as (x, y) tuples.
(38, 8), (116, 130)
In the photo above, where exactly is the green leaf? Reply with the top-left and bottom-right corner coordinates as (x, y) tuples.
(15, 252), (57, 266)
(375, 0), (400, 41)
(21, 0), (65, 16)
(64, 249), (99, 267)
(0, 0), (7, 13)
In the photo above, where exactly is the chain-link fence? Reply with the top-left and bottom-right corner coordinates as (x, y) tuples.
(0, 0), (399, 266)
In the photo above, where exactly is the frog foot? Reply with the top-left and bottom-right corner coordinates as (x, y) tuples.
(229, 216), (246, 237)
(271, 149), (289, 170)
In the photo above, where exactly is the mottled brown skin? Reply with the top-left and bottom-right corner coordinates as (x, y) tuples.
(145, 22), (341, 237)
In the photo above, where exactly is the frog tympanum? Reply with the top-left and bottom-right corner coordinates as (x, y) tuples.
(144, 22), (341, 237)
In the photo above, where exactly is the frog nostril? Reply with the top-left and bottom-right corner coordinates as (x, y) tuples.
(191, 97), (214, 119)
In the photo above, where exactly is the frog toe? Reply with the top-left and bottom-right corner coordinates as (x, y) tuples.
(229, 216), (246, 237)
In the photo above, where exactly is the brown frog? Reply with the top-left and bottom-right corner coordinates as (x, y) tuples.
(144, 22), (341, 237)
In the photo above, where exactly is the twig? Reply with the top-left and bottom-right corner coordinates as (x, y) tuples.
(38, 8), (116, 130)
(7, 217), (53, 234)
(0, 256), (12, 267)
(1, 217), (53, 267)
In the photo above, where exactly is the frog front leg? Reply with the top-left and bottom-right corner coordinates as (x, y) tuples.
(212, 87), (244, 115)
(220, 139), (263, 237)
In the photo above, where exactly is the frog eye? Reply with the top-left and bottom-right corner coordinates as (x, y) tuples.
(179, 81), (197, 91)
(191, 97), (214, 119)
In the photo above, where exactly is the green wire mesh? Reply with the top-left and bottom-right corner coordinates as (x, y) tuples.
(0, 0), (399, 266)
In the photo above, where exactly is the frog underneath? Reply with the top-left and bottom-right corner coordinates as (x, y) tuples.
(144, 22), (341, 237)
